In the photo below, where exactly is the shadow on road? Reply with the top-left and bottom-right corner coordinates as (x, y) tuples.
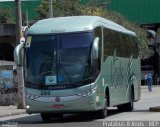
(4, 108), (151, 125)
(7, 109), (122, 124)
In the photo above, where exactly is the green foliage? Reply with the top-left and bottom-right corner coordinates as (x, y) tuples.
(53, 0), (82, 17)
(0, 7), (13, 23)
(36, 0), (49, 19)
(81, 6), (105, 16)
(36, 0), (82, 19)
(36, 0), (150, 56)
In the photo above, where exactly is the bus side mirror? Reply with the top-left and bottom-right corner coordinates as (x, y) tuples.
(92, 37), (99, 60)
(14, 43), (24, 66)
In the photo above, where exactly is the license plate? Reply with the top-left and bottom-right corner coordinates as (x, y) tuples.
(51, 104), (64, 109)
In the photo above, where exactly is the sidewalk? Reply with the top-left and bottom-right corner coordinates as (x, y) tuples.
(0, 105), (26, 118)
(149, 85), (160, 112)
(141, 85), (160, 112)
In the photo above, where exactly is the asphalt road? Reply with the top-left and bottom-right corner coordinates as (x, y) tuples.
(1, 86), (160, 127)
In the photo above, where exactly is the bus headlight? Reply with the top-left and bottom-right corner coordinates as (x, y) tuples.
(76, 87), (96, 97)
(26, 105), (30, 109)
(26, 93), (39, 100)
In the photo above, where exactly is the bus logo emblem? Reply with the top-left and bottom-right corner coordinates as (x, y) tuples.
(55, 97), (60, 102)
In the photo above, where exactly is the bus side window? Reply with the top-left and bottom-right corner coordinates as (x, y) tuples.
(132, 37), (139, 59)
(103, 28), (121, 59)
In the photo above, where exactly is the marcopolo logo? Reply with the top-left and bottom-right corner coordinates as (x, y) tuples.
(55, 96), (60, 102)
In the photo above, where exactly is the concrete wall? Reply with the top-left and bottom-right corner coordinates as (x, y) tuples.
(0, 61), (18, 106)
(0, 93), (19, 106)
(0, 24), (16, 36)
(0, 24), (16, 47)
(0, 60), (15, 66)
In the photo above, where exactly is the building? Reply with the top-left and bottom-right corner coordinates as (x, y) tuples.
(0, 0), (41, 62)
(106, 0), (160, 31)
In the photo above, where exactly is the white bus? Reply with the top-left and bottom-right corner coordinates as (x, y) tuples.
(14, 16), (141, 121)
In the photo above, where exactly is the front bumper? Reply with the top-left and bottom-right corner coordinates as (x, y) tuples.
(26, 92), (97, 114)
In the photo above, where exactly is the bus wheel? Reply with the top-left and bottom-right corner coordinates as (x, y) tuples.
(117, 88), (134, 111)
(52, 113), (63, 119)
(41, 113), (52, 121)
(97, 94), (108, 119)
(41, 113), (63, 121)
(126, 88), (134, 111)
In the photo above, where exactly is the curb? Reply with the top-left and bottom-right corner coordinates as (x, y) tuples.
(149, 106), (160, 112)
(0, 111), (26, 118)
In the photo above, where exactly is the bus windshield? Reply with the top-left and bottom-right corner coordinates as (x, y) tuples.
(25, 32), (93, 87)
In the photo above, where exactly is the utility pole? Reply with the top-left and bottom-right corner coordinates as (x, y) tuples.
(15, 0), (25, 109)
(49, 0), (53, 18)
(15, 0), (22, 44)
(26, 11), (29, 27)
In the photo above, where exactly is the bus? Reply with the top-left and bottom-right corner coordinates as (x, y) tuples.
(14, 16), (141, 121)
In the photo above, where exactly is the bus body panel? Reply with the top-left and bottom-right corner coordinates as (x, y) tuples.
(100, 50), (141, 106)
(27, 16), (135, 36)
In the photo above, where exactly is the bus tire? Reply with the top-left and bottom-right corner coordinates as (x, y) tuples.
(126, 87), (134, 111)
(41, 113), (63, 121)
(97, 93), (108, 119)
(41, 113), (52, 121)
(117, 88), (134, 111)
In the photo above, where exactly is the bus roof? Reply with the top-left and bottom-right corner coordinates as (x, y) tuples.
(27, 16), (136, 36)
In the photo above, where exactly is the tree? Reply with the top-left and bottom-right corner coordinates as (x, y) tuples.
(0, 7), (13, 23)
(36, 0), (82, 19)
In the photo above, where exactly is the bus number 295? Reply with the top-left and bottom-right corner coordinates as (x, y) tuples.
(40, 91), (50, 95)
